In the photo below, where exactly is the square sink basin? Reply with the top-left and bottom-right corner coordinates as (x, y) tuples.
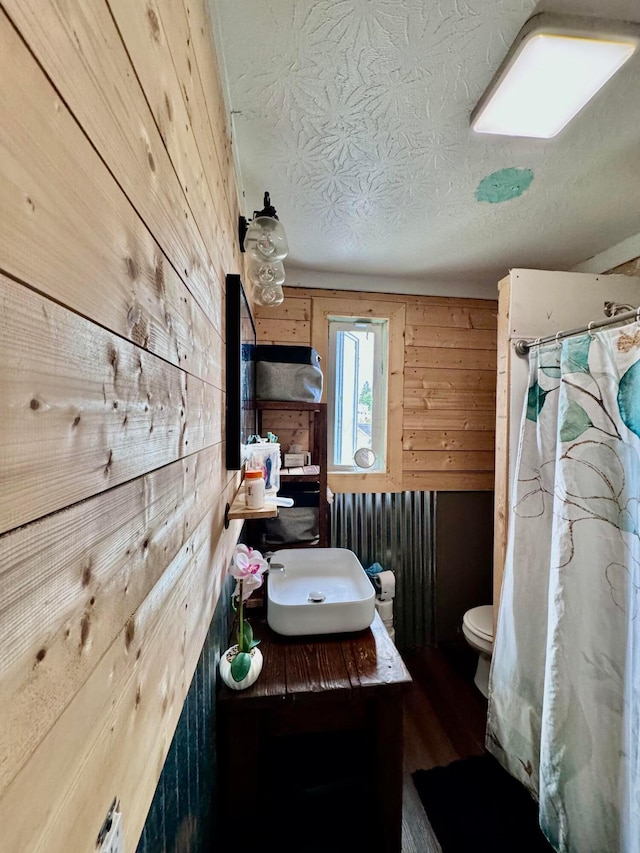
(266, 548), (376, 637)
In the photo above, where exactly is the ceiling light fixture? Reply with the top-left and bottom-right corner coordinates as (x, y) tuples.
(239, 192), (288, 306)
(471, 13), (639, 139)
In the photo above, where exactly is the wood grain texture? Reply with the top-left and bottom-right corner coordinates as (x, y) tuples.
(402, 471), (495, 490)
(0, 1), (239, 848)
(2, 0), (224, 328)
(0, 275), (220, 534)
(405, 346), (496, 371)
(155, 0), (236, 251)
(254, 287), (498, 494)
(107, 0), (234, 279)
(0, 446), (229, 796)
(254, 318), (311, 343)
(404, 388), (496, 410)
(405, 325), (497, 349)
(0, 14), (222, 379)
(404, 367), (496, 391)
(404, 430), (495, 452)
(404, 408), (496, 431)
(405, 303), (497, 330)
(0, 483), (242, 853)
(403, 450), (495, 472)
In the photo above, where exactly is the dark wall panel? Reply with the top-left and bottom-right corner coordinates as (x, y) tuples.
(137, 575), (233, 853)
(434, 491), (494, 644)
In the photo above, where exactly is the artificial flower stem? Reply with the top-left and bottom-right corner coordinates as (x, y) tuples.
(237, 579), (244, 651)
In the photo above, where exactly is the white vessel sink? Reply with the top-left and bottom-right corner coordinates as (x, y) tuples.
(266, 548), (376, 637)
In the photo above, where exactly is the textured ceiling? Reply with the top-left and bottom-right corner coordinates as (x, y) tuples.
(211, 0), (640, 292)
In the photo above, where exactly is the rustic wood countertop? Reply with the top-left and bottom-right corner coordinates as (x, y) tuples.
(218, 610), (412, 707)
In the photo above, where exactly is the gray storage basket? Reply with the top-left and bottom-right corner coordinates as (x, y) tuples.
(255, 345), (323, 402)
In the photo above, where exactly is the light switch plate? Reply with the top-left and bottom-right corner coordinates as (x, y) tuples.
(97, 801), (124, 853)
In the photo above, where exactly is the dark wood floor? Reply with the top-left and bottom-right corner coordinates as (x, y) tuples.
(400, 641), (489, 853)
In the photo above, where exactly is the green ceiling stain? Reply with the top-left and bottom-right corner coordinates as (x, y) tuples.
(476, 167), (534, 203)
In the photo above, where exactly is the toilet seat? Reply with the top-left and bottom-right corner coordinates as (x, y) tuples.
(463, 605), (494, 643)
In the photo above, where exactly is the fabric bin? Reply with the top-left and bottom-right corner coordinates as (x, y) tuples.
(255, 345), (323, 403)
(259, 482), (319, 548)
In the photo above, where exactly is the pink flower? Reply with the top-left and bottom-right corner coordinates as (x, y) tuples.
(229, 544), (268, 600)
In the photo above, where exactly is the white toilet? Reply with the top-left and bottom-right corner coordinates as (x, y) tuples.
(462, 604), (494, 699)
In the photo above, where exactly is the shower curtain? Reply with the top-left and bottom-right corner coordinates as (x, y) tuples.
(487, 321), (640, 853)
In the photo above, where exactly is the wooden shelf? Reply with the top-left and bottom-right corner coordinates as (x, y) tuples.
(253, 401), (329, 548)
(224, 485), (278, 527)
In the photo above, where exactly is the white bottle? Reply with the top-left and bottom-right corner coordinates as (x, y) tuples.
(245, 469), (265, 509)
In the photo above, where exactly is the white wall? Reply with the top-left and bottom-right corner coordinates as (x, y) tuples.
(285, 266), (499, 300)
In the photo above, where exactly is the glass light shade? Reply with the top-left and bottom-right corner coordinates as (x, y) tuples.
(247, 257), (286, 287)
(472, 27), (637, 138)
(243, 215), (289, 261)
(254, 284), (284, 307)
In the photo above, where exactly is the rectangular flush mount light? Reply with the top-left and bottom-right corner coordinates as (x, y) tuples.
(471, 13), (639, 138)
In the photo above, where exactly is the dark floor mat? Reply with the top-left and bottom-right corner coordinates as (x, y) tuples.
(412, 752), (556, 853)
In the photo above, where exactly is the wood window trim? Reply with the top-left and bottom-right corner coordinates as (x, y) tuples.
(311, 296), (405, 494)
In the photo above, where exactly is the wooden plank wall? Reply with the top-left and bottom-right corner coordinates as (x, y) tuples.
(254, 287), (498, 491)
(0, 2), (244, 850)
(608, 256), (640, 277)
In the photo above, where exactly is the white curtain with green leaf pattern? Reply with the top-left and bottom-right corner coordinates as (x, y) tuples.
(487, 322), (640, 853)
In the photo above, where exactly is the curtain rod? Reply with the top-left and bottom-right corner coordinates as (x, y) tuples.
(514, 306), (640, 357)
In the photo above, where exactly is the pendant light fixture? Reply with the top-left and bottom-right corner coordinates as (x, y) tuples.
(239, 192), (289, 307)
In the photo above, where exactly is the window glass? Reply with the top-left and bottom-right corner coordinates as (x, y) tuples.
(327, 317), (388, 472)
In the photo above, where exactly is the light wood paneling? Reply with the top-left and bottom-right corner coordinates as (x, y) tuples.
(405, 326), (497, 349)
(0, 15), (222, 379)
(107, 0), (234, 278)
(405, 303), (497, 329)
(608, 256), (640, 277)
(255, 318), (311, 344)
(404, 430), (495, 452)
(404, 388), (496, 410)
(2, 0), (224, 325)
(0, 446), (228, 795)
(0, 273), (220, 535)
(0, 486), (241, 852)
(254, 287), (498, 492)
(404, 367), (496, 391)
(403, 451), (495, 471)
(402, 471), (495, 490)
(404, 408), (496, 431)
(0, 0), (241, 848)
(405, 346), (496, 371)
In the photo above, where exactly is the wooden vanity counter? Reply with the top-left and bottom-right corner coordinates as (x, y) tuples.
(217, 611), (412, 852)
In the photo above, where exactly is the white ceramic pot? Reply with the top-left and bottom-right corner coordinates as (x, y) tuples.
(219, 644), (263, 691)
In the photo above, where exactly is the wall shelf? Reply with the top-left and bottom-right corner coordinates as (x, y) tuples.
(254, 400), (329, 548)
(224, 485), (278, 529)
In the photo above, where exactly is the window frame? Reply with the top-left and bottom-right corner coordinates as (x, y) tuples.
(311, 297), (405, 493)
(327, 317), (388, 473)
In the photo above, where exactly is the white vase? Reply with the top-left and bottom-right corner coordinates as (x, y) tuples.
(219, 644), (263, 691)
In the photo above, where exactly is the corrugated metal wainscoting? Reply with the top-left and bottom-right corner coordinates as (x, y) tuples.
(330, 491), (435, 650)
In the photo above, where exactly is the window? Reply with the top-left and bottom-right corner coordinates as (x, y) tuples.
(328, 317), (388, 472)
(311, 296), (405, 493)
